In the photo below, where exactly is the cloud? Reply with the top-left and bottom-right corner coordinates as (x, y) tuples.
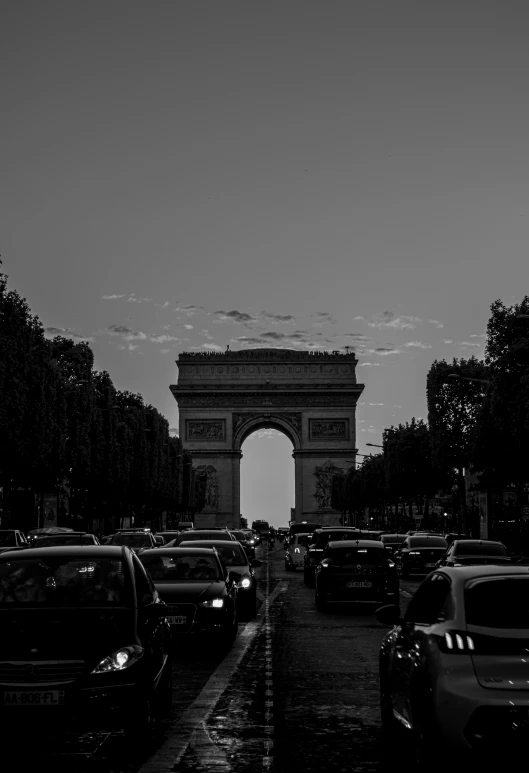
(102, 294), (126, 300)
(404, 341), (433, 349)
(148, 334), (182, 343)
(392, 404), (403, 408)
(443, 339), (453, 344)
(190, 343), (224, 352)
(373, 346), (402, 355)
(355, 312), (421, 330)
(44, 326), (94, 342)
(184, 324), (194, 330)
(169, 427), (179, 435)
(160, 349), (171, 354)
(341, 333), (371, 342)
(458, 341), (482, 348)
(428, 319), (444, 328)
(358, 362), (382, 367)
(246, 428), (282, 440)
(214, 309), (257, 326)
(469, 333), (487, 338)
(174, 304), (205, 316)
(310, 312), (336, 326)
(260, 311), (296, 324)
(156, 301), (170, 308)
(199, 329), (214, 339)
(126, 295), (152, 303)
(368, 402), (385, 406)
(106, 324), (147, 341)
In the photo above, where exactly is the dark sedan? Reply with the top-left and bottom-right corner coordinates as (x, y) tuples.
(304, 528), (363, 586)
(229, 530), (256, 559)
(139, 547), (239, 646)
(435, 539), (512, 568)
(379, 534), (408, 558)
(32, 532), (100, 547)
(396, 535), (448, 577)
(0, 546), (171, 739)
(170, 530), (235, 546)
(109, 531), (158, 552)
(183, 540), (262, 620)
(314, 539), (399, 610)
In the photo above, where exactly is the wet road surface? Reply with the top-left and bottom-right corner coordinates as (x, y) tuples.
(8, 545), (423, 773)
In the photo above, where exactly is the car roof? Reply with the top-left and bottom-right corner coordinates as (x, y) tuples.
(439, 565), (529, 582)
(139, 546), (218, 556)
(453, 539), (504, 545)
(182, 540), (245, 548)
(328, 539), (384, 548)
(0, 545), (127, 558)
(35, 531), (92, 537)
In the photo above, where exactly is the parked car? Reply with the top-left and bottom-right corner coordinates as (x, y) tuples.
(229, 530), (256, 559)
(0, 545), (172, 738)
(138, 547), (239, 644)
(169, 529), (235, 546)
(380, 534), (408, 557)
(183, 540), (262, 620)
(32, 532), (100, 548)
(303, 528), (363, 586)
(377, 565), (529, 766)
(285, 533), (311, 571)
(435, 539), (512, 568)
(0, 530), (29, 555)
(395, 535), (448, 577)
(109, 531), (158, 553)
(314, 539), (399, 611)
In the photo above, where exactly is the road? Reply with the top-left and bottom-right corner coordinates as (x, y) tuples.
(12, 545), (422, 773)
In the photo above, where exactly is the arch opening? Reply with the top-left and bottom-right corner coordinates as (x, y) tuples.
(240, 428), (294, 530)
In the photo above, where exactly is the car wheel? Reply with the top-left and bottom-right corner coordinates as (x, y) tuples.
(315, 588), (327, 611)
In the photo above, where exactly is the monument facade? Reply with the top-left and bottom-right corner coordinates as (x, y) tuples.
(170, 349), (364, 528)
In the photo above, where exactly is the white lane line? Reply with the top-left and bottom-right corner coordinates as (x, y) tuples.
(262, 558), (274, 770)
(138, 578), (288, 773)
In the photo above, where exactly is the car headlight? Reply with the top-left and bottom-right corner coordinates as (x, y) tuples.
(200, 598), (224, 608)
(239, 577), (251, 589)
(92, 645), (144, 674)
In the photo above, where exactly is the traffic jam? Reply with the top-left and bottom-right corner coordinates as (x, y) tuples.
(0, 522), (528, 770)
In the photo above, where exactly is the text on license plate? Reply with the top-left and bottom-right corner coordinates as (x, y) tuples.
(167, 615), (187, 625)
(425, 563), (436, 567)
(1, 690), (64, 706)
(347, 581), (372, 588)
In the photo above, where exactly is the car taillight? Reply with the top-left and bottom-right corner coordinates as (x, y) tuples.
(438, 630), (475, 654)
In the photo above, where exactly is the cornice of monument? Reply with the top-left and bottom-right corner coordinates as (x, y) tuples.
(177, 347), (358, 362)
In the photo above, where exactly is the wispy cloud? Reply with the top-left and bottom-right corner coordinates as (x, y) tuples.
(428, 319), (444, 328)
(355, 312), (421, 330)
(190, 343), (224, 352)
(199, 329), (214, 339)
(174, 304), (205, 316)
(184, 324), (194, 330)
(458, 341), (482, 348)
(126, 294), (152, 304)
(44, 326), (94, 342)
(310, 312), (336, 326)
(260, 311), (296, 324)
(368, 402), (385, 406)
(341, 333), (371, 342)
(149, 334), (182, 343)
(373, 346), (402, 355)
(469, 333), (487, 338)
(102, 294), (126, 300)
(404, 341), (432, 349)
(443, 339), (453, 344)
(106, 324), (147, 341)
(214, 309), (257, 326)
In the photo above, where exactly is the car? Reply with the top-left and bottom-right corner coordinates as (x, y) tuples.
(176, 522), (194, 531)
(286, 522), (322, 548)
(285, 533), (311, 571)
(155, 531), (182, 544)
(395, 535), (448, 578)
(170, 529), (236, 546)
(0, 545), (171, 739)
(31, 532), (100, 548)
(303, 527), (363, 586)
(444, 532), (470, 547)
(435, 539), (512, 568)
(240, 529), (258, 550)
(138, 546), (239, 643)
(314, 539), (399, 611)
(109, 531), (158, 553)
(251, 520), (271, 539)
(229, 530), (256, 559)
(182, 540), (262, 620)
(0, 530), (29, 554)
(380, 534), (408, 557)
(376, 565), (529, 767)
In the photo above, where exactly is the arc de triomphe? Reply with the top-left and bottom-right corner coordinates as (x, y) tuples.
(170, 349), (364, 528)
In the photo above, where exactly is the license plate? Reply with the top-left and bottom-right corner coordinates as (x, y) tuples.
(167, 615), (187, 625)
(1, 690), (64, 706)
(425, 563), (436, 567)
(347, 581), (372, 588)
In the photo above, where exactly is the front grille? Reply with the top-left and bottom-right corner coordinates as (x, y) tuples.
(0, 661), (85, 684)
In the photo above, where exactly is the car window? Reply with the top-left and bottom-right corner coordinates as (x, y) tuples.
(295, 535), (311, 548)
(408, 537), (447, 548)
(326, 547), (387, 565)
(0, 533), (17, 547)
(140, 553), (221, 581)
(314, 531), (359, 548)
(405, 574), (452, 625)
(209, 544), (247, 567)
(453, 542), (507, 557)
(0, 556), (129, 606)
(132, 556), (155, 604)
(111, 533), (152, 548)
(465, 577), (529, 628)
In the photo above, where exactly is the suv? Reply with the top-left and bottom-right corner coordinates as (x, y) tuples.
(304, 527), (362, 585)
(174, 529), (235, 546)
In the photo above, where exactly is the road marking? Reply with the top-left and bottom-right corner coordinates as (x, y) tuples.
(262, 557), (274, 770)
(138, 575), (288, 773)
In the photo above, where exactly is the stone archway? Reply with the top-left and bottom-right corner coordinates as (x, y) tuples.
(170, 349), (364, 529)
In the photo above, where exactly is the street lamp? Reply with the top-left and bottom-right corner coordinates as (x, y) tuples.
(366, 443), (383, 448)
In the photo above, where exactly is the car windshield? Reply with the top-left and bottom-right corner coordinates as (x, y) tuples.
(0, 533), (17, 546)
(327, 547), (387, 566)
(34, 535), (95, 546)
(140, 553), (220, 581)
(294, 535), (311, 548)
(211, 544), (247, 566)
(313, 531), (360, 548)
(409, 537), (447, 548)
(453, 542), (507, 557)
(0, 556), (129, 606)
(111, 533), (151, 547)
(382, 535), (407, 545)
(465, 577), (529, 628)
(230, 531), (246, 540)
(178, 532), (232, 542)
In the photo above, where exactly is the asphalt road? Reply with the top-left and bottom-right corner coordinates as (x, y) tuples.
(10, 545), (423, 773)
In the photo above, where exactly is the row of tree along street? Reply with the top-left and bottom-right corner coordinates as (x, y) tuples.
(0, 263), (203, 534)
(332, 297), (529, 550)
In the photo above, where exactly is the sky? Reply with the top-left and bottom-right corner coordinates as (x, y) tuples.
(2, 2), (529, 526)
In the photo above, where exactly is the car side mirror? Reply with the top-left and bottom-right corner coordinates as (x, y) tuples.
(251, 559), (262, 568)
(376, 604), (402, 626)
